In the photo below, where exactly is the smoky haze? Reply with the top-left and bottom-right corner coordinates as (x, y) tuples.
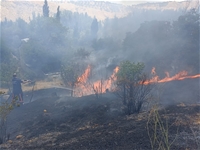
(0, 0), (199, 105)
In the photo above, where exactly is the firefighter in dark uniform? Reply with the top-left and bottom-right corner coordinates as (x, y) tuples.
(12, 73), (30, 103)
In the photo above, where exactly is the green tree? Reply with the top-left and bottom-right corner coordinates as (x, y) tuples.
(23, 17), (69, 76)
(116, 61), (152, 114)
(0, 39), (18, 88)
(60, 63), (80, 97)
(60, 49), (90, 97)
(29, 17), (68, 47)
(43, 0), (49, 17)
(172, 9), (199, 73)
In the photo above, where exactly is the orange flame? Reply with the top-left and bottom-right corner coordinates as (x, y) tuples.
(144, 67), (200, 85)
(75, 66), (200, 96)
(92, 66), (119, 93)
(151, 67), (156, 75)
(74, 66), (119, 97)
(77, 65), (91, 84)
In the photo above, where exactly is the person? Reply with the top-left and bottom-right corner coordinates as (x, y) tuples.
(12, 73), (30, 103)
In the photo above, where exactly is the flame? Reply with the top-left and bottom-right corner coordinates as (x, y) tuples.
(151, 67), (156, 75)
(74, 65), (199, 96)
(77, 65), (91, 83)
(74, 66), (119, 97)
(144, 67), (200, 85)
(92, 66), (119, 93)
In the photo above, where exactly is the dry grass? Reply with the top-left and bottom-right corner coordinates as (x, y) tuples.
(0, 80), (63, 94)
(23, 80), (62, 91)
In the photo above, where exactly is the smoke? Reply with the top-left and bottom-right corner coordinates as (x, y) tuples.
(1, 1), (199, 108)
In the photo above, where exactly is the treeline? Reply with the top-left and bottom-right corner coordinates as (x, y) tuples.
(0, 0), (199, 83)
(122, 9), (199, 77)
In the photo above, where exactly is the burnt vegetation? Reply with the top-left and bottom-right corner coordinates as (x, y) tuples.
(0, 0), (199, 149)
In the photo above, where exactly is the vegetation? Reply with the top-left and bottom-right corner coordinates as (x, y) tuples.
(147, 105), (178, 150)
(1, 7), (198, 81)
(60, 63), (80, 97)
(43, 0), (49, 17)
(60, 47), (91, 97)
(56, 6), (61, 22)
(1, 0), (198, 108)
(0, 92), (17, 144)
(122, 9), (199, 75)
(115, 61), (152, 114)
(0, 40), (18, 88)
(90, 17), (98, 39)
(0, 1), (198, 98)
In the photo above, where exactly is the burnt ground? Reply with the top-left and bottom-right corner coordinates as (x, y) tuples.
(0, 81), (200, 150)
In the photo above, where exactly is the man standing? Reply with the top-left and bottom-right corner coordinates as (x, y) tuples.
(12, 73), (30, 103)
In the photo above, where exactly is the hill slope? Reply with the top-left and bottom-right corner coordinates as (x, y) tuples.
(1, 1), (198, 22)
(1, 1), (130, 22)
(0, 91), (199, 149)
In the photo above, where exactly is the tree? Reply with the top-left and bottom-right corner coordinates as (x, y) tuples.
(115, 61), (152, 114)
(74, 48), (90, 59)
(91, 17), (98, 39)
(172, 9), (199, 74)
(43, 0), (49, 17)
(22, 16), (69, 76)
(0, 39), (18, 88)
(60, 49), (91, 97)
(60, 63), (81, 97)
(56, 6), (60, 22)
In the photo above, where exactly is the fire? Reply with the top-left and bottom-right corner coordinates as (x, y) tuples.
(92, 66), (119, 93)
(74, 65), (199, 96)
(77, 65), (91, 83)
(151, 67), (156, 75)
(74, 66), (119, 97)
(144, 68), (200, 85)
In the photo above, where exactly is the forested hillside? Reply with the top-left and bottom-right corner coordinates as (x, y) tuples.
(0, 0), (199, 87)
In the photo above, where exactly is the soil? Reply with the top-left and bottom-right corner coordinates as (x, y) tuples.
(0, 86), (199, 150)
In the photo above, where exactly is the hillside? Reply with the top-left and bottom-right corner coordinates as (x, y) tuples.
(1, 1), (130, 22)
(1, 0), (198, 22)
(0, 90), (199, 149)
(132, 1), (199, 11)
(0, 76), (199, 149)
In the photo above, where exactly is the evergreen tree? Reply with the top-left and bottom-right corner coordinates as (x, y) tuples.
(43, 0), (49, 17)
(56, 6), (60, 22)
(91, 17), (98, 39)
